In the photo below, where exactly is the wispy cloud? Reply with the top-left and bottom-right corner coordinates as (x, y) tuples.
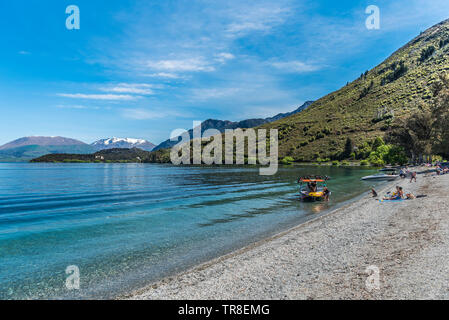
(145, 58), (215, 72)
(191, 88), (240, 101)
(92, 1), (294, 79)
(122, 108), (160, 120)
(121, 108), (184, 120)
(100, 83), (155, 95)
(18, 51), (31, 55)
(225, 4), (292, 37)
(56, 105), (93, 110)
(57, 93), (138, 101)
(270, 60), (322, 73)
(215, 52), (235, 63)
(146, 72), (183, 79)
(380, 0), (449, 32)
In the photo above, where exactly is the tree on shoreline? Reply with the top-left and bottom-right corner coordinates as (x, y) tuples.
(342, 137), (354, 159)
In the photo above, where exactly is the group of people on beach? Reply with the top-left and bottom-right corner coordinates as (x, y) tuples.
(370, 162), (449, 201)
(435, 164), (449, 175)
(371, 185), (416, 201)
(384, 186), (416, 200)
(398, 166), (417, 183)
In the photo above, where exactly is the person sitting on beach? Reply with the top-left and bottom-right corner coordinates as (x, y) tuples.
(370, 188), (378, 198)
(397, 187), (404, 198)
(410, 172), (417, 183)
(383, 186), (403, 201)
(391, 186), (399, 196)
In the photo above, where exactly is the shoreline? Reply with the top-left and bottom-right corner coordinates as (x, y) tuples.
(123, 169), (449, 300)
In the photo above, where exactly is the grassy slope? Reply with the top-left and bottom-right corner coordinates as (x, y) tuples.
(260, 19), (449, 161)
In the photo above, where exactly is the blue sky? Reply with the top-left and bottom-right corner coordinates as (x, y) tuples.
(0, 0), (448, 145)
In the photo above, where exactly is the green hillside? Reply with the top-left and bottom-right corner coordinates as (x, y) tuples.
(142, 19), (449, 165)
(261, 19), (449, 161)
(31, 148), (150, 163)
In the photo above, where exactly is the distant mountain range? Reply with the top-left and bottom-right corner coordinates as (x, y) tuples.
(0, 136), (155, 162)
(265, 101), (314, 122)
(91, 138), (155, 151)
(153, 101), (314, 151)
(0, 101), (313, 162)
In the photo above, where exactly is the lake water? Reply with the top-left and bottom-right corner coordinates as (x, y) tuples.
(0, 163), (383, 299)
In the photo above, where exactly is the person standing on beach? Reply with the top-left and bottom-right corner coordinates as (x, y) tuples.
(410, 171), (417, 183)
(323, 187), (331, 201)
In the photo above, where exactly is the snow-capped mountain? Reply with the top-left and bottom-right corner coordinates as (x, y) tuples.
(91, 138), (156, 151)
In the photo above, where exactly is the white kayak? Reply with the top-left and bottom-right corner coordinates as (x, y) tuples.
(361, 174), (399, 181)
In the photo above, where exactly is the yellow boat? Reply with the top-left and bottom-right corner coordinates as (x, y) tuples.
(298, 175), (331, 202)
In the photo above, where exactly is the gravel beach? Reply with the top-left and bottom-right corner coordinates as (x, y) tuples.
(125, 170), (449, 300)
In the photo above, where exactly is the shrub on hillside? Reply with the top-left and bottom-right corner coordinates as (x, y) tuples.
(381, 61), (408, 85)
(280, 156), (294, 165)
(419, 46), (436, 62)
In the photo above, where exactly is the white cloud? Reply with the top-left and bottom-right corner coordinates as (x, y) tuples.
(18, 51), (31, 55)
(215, 52), (235, 63)
(146, 72), (182, 79)
(145, 58), (215, 72)
(121, 108), (185, 120)
(88, 1), (294, 82)
(121, 105), (193, 120)
(57, 93), (138, 101)
(225, 5), (292, 37)
(101, 83), (155, 95)
(191, 88), (240, 101)
(271, 61), (321, 73)
(56, 105), (93, 109)
(227, 22), (269, 34)
(122, 108), (161, 120)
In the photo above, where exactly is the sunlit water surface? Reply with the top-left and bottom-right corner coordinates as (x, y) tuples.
(0, 163), (383, 299)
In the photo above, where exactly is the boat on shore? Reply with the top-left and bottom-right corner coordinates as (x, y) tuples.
(379, 166), (402, 172)
(361, 168), (399, 181)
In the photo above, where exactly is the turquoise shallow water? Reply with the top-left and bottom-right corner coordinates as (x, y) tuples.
(0, 163), (382, 299)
